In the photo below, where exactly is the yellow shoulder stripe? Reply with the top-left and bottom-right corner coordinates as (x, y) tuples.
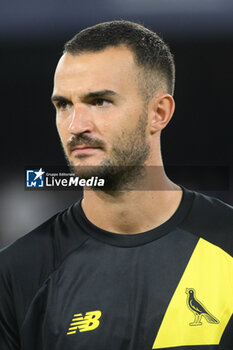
(153, 238), (233, 349)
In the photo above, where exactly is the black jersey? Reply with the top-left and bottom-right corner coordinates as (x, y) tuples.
(1, 187), (233, 350)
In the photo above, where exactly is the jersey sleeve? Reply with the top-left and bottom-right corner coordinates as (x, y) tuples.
(0, 250), (20, 349)
(0, 204), (87, 349)
(0, 218), (56, 350)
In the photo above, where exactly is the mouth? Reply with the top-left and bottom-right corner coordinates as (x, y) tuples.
(71, 146), (101, 155)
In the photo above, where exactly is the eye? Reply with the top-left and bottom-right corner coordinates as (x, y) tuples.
(91, 98), (112, 107)
(56, 101), (72, 111)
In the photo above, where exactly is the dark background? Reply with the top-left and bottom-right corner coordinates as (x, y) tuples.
(1, 0), (233, 247)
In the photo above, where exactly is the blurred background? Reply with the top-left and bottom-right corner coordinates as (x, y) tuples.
(1, 0), (233, 247)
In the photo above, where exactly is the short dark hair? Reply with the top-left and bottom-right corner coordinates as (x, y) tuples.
(64, 20), (175, 97)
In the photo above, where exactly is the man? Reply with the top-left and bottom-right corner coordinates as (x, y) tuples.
(0, 20), (233, 350)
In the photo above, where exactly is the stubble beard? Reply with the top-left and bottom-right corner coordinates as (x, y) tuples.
(65, 110), (150, 192)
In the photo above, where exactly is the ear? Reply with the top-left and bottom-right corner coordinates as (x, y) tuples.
(148, 93), (175, 134)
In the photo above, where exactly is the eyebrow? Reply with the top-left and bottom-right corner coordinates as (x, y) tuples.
(51, 90), (118, 104)
(51, 95), (71, 104)
(83, 90), (118, 99)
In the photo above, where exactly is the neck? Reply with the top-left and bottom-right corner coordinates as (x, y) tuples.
(81, 169), (182, 234)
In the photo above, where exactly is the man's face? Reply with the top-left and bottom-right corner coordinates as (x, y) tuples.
(52, 46), (151, 189)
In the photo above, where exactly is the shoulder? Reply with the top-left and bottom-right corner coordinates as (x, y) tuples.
(0, 199), (89, 279)
(182, 188), (233, 229)
(0, 214), (57, 328)
(0, 199), (89, 286)
(0, 201), (89, 326)
(0, 213), (57, 292)
(180, 188), (233, 255)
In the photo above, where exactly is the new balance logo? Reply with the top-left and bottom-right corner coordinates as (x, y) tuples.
(67, 310), (102, 335)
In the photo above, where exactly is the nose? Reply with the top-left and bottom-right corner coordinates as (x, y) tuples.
(68, 104), (94, 135)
